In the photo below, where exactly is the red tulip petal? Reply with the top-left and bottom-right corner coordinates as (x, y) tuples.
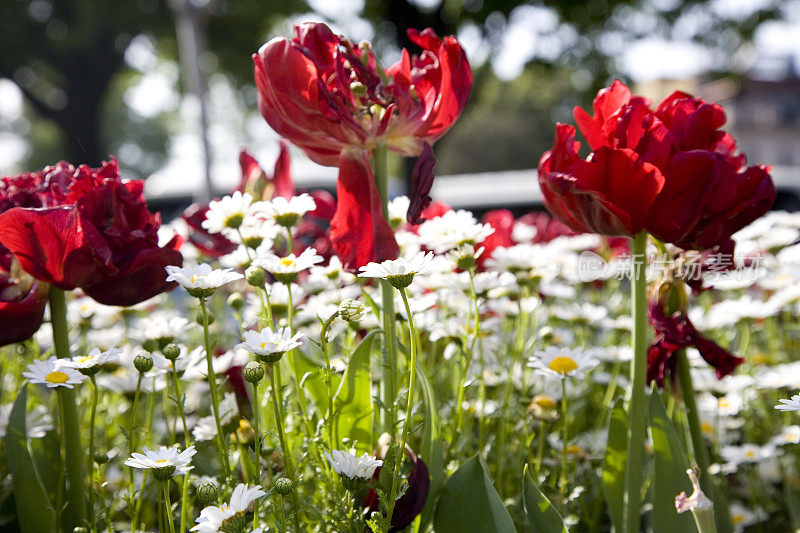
(330, 149), (399, 270)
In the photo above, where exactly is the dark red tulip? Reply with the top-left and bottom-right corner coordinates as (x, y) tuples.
(545, 80), (777, 250)
(254, 22), (472, 268)
(182, 203), (238, 259)
(365, 448), (430, 531)
(538, 123), (665, 237)
(0, 159), (183, 306)
(0, 268), (47, 346)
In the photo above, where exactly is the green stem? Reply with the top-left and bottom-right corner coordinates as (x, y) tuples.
(269, 366), (301, 532)
(129, 374), (144, 533)
(373, 142), (398, 438)
(252, 380), (261, 530)
(88, 375), (98, 532)
(534, 420), (547, 478)
(677, 351), (733, 533)
(624, 231), (648, 533)
(386, 288), (419, 526)
(170, 367), (191, 533)
(320, 312), (338, 448)
(163, 481), (176, 533)
(285, 283), (316, 438)
(199, 298), (231, 478)
(560, 379), (568, 510)
(49, 288), (87, 528)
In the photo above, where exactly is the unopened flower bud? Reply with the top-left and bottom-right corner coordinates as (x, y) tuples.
(162, 343), (181, 361)
(142, 339), (159, 353)
(196, 480), (218, 506)
(339, 298), (365, 323)
(73, 527), (89, 533)
(94, 451), (109, 464)
(227, 292), (245, 311)
(196, 310), (214, 326)
(133, 353), (153, 373)
(243, 361), (264, 384)
(275, 477), (294, 496)
(246, 266), (267, 288)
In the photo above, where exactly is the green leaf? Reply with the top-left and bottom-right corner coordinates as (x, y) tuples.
(29, 429), (62, 506)
(522, 463), (568, 533)
(332, 330), (380, 452)
(603, 398), (628, 533)
(649, 392), (697, 533)
(416, 361), (444, 532)
(293, 351), (331, 419)
(4, 385), (56, 531)
(433, 455), (516, 533)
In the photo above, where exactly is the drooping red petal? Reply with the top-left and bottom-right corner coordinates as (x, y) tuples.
(0, 275), (47, 347)
(329, 149), (399, 270)
(407, 143), (436, 225)
(272, 140), (296, 199)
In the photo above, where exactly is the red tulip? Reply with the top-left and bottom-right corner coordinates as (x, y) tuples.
(545, 80), (776, 249)
(0, 267), (47, 346)
(0, 159), (183, 306)
(253, 22), (472, 268)
(538, 123), (665, 237)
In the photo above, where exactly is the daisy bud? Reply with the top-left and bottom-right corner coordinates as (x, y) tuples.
(246, 266), (267, 288)
(94, 451), (109, 465)
(227, 292), (245, 311)
(196, 310), (214, 326)
(196, 480), (218, 506)
(141, 339), (159, 353)
(339, 299), (365, 323)
(275, 477), (294, 496)
(133, 353), (154, 374)
(162, 343), (181, 361)
(73, 527), (89, 533)
(243, 361), (265, 384)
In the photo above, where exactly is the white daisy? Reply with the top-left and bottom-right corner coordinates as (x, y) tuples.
(358, 251), (435, 289)
(23, 356), (87, 389)
(769, 425), (800, 447)
(165, 264), (243, 297)
(191, 483), (266, 533)
(324, 449), (382, 480)
(775, 394), (800, 412)
(236, 327), (304, 363)
(264, 193), (317, 226)
(124, 445), (196, 479)
(528, 346), (600, 380)
(202, 191), (256, 233)
(416, 210), (495, 253)
(58, 347), (122, 372)
(387, 195), (410, 228)
(192, 393), (239, 442)
(255, 248), (323, 282)
(719, 443), (775, 466)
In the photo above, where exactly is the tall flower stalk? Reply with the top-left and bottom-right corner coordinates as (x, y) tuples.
(48, 288), (87, 528)
(624, 231), (648, 532)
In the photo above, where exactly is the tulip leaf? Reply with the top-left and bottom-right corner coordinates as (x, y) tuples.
(294, 350), (340, 419)
(522, 463), (568, 533)
(4, 385), (56, 532)
(649, 391), (697, 533)
(416, 361), (444, 532)
(603, 398), (627, 533)
(433, 455), (515, 533)
(332, 330), (380, 453)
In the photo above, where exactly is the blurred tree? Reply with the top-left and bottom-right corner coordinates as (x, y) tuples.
(0, 0), (304, 170)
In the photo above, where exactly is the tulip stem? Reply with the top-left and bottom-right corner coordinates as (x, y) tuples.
(88, 374), (98, 532)
(386, 287), (418, 527)
(199, 298), (231, 479)
(624, 231), (648, 533)
(677, 350), (733, 533)
(49, 288), (87, 529)
(373, 143), (399, 438)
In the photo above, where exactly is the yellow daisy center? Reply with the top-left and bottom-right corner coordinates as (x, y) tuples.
(718, 398), (730, 409)
(77, 356), (92, 364)
(533, 395), (557, 410)
(732, 514), (745, 524)
(566, 444), (583, 455)
(280, 257), (295, 268)
(154, 459), (168, 464)
(700, 421), (714, 435)
(45, 371), (69, 384)
(548, 356), (578, 375)
(190, 275), (197, 284)
(745, 450), (756, 459)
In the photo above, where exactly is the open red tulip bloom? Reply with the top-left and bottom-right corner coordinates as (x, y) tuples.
(0, 159), (183, 306)
(0, 267), (47, 347)
(539, 80), (776, 249)
(254, 22), (471, 269)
